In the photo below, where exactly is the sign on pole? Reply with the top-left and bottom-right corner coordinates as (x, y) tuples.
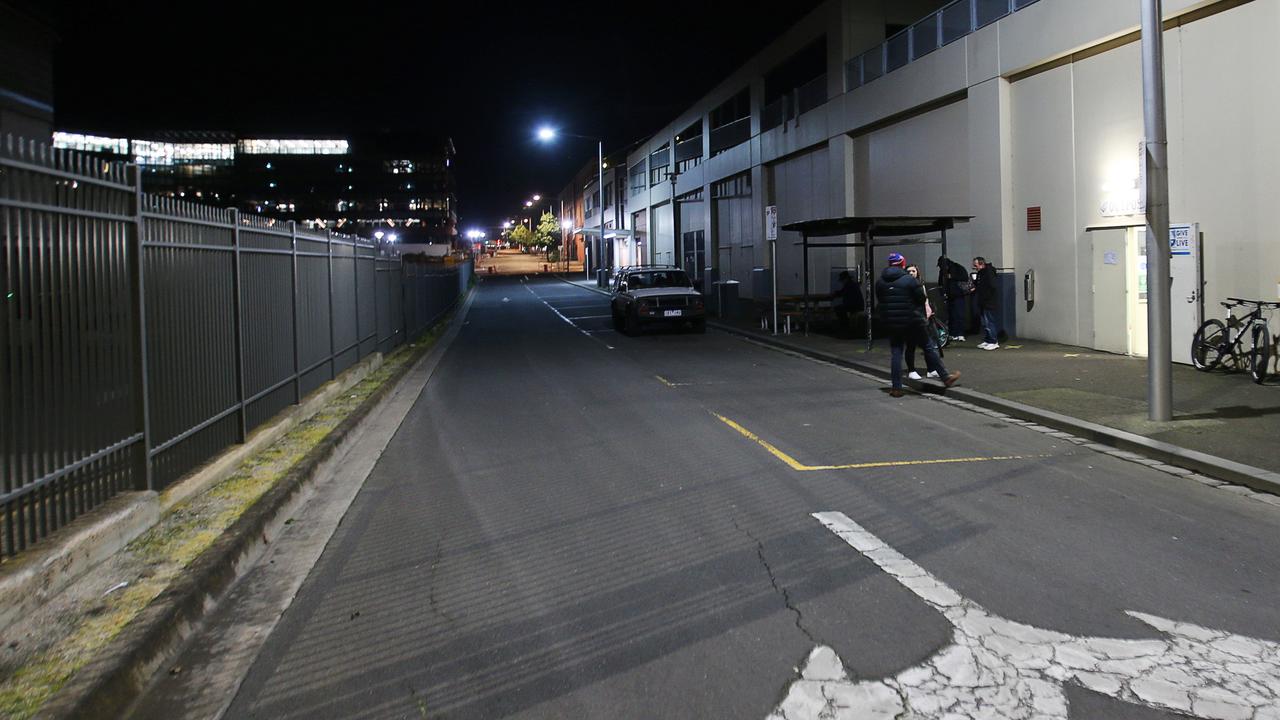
(765, 205), (778, 241)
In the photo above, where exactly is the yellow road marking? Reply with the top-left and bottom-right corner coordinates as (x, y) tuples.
(655, 375), (690, 388)
(712, 412), (1028, 471)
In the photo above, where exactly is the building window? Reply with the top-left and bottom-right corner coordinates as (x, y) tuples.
(711, 172), (752, 199)
(239, 138), (349, 155)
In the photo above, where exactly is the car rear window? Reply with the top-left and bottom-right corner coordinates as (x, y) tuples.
(628, 271), (691, 289)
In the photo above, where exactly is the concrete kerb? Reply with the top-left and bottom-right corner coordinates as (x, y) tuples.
(707, 321), (1280, 498)
(0, 354), (383, 638)
(30, 291), (473, 720)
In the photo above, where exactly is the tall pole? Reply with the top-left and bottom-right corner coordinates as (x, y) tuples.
(597, 140), (605, 286)
(1143, 0), (1172, 421)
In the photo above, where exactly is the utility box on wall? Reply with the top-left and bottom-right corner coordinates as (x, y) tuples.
(751, 266), (771, 301)
(994, 270), (1017, 340)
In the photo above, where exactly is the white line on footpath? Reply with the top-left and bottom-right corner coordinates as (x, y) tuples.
(767, 511), (1280, 719)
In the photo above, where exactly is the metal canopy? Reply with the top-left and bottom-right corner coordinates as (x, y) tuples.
(572, 227), (634, 238)
(780, 216), (971, 238)
(778, 215), (972, 344)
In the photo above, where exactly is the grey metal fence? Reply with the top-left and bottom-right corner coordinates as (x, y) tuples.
(1, 135), (470, 557)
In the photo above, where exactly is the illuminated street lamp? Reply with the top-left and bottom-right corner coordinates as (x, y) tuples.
(537, 125), (604, 283)
(374, 230), (385, 240)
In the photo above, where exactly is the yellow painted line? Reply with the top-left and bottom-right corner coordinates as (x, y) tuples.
(712, 412), (1028, 472)
(713, 413), (809, 470)
(655, 375), (690, 388)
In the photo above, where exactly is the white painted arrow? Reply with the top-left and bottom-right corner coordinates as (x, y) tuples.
(767, 512), (1280, 720)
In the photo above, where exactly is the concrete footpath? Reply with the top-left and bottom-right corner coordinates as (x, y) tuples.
(563, 275), (1280, 491)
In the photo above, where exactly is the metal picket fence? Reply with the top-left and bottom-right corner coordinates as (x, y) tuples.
(0, 135), (470, 558)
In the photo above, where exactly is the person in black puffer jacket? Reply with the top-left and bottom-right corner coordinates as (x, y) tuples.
(876, 253), (960, 397)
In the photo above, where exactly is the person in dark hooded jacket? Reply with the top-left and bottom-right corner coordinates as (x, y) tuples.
(876, 253), (960, 397)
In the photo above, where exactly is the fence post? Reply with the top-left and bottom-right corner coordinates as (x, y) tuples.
(354, 238), (362, 359)
(127, 165), (154, 491)
(327, 229), (336, 376)
(231, 209), (248, 442)
(290, 220), (301, 403)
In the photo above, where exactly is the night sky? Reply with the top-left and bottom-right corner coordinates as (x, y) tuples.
(51, 1), (827, 232)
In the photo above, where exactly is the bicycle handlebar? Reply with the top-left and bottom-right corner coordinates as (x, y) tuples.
(1223, 297), (1280, 309)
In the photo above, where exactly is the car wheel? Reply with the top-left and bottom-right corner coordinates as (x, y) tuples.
(691, 319), (706, 334)
(611, 305), (623, 328)
(625, 309), (642, 336)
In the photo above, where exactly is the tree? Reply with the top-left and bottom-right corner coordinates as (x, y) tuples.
(509, 224), (534, 249)
(536, 211), (561, 259)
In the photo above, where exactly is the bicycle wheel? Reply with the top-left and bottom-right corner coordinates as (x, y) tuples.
(933, 318), (950, 349)
(1250, 324), (1271, 384)
(1190, 319), (1228, 371)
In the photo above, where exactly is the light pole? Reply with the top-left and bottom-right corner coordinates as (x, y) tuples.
(1142, 0), (1172, 421)
(561, 214), (573, 273)
(537, 126), (604, 284)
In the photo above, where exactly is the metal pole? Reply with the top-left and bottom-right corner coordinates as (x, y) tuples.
(802, 233), (810, 335)
(598, 140), (605, 285)
(290, 220), (301, 404)
(1143, 0), (1173, 421)
(231, 210), (248, 443)
(771, 239), (779, 335)
(127, 165), (154, 490)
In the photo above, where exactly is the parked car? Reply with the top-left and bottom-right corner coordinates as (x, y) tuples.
(610, 266), (706, 334)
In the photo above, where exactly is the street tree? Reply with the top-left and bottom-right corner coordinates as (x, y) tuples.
(536, 211), (561, 259)
(509, 224), (534, 250)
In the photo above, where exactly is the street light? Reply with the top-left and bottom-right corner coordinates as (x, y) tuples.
(374, 230), (385, 240)
(536, 125), (605, 283)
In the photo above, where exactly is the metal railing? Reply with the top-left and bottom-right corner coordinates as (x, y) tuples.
(846, 0), (1042, 91)
(0, 135), (470, 557)
(709, 117), (751, 156)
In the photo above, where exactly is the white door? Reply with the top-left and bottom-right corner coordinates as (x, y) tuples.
(1135, 224), (1201, 364)
(1091, 229), (1129, 354)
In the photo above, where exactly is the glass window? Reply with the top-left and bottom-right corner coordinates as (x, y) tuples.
(941, 0), (971, 45)
(975, 0), (1010, 29)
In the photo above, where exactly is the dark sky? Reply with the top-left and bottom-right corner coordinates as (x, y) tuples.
(52, 1), (826, 231)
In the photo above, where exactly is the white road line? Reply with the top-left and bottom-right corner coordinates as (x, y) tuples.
(566, 315), (612, 320)
(522, 284), (614, 350)
(767, 511), (1280, 719)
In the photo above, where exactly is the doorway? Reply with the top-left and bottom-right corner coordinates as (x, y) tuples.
(1091, 223), (1201, 361)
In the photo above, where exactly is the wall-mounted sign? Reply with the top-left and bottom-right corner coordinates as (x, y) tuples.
(1170, 224), (1193, 256)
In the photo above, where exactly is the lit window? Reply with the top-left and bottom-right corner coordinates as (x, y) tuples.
(52, 132), (129, 155)
(238, 138), (350, 155)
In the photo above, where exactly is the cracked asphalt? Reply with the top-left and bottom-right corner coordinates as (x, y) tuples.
(164, 277), (1279, 719)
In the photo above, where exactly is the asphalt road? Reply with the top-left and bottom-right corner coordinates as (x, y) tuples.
(140, 276), (1280, 719)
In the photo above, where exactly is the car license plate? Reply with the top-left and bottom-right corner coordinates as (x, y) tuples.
(663, 309), (682, 317)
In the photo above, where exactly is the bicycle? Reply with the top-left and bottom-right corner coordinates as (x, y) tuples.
(1190, 298), (1279, 383)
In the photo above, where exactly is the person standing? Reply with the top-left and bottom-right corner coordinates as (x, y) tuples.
(876, 253), (960, 398)
(971, 257), (999, 350)
(830, 270), (865, 338)
(905, 264), (939, 381)
(936, 256), (971, 341)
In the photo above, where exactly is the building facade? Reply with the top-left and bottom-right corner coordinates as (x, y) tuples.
(611, 0), (1277, 361)
(51, 131), (459, 244)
